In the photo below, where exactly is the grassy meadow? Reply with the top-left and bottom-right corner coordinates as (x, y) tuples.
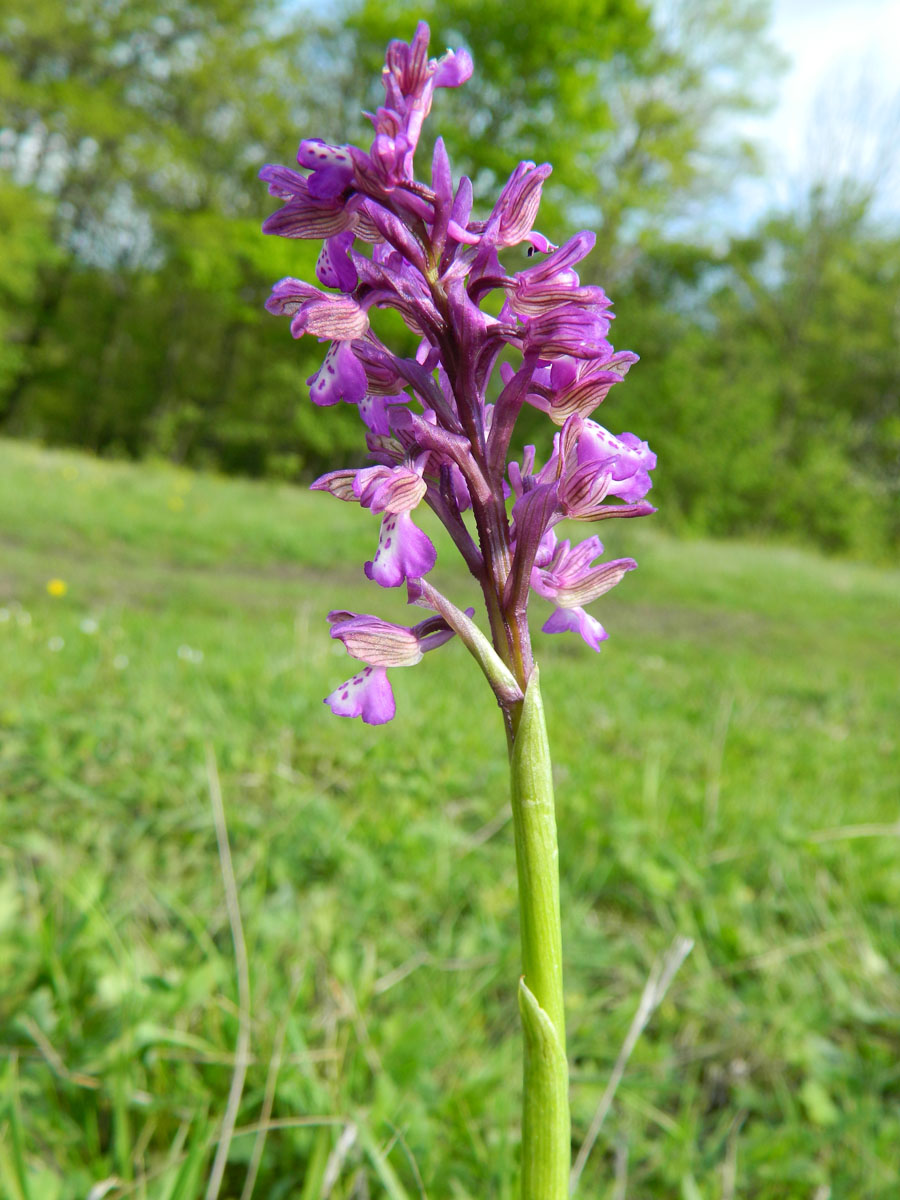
(1, 437), (899, 1199)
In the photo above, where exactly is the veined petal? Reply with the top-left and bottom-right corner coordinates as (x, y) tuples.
(353, 464), (427, 513)
(552, 557), (637, 607)
(259, 164), (309, 198)
(328, 613), (424, 666)
(523, 305), (612, 359)
(494, 161), (552, 248)
(265, 277), (321, 315)
(325, 665), (396, 724)
(262, 197), (353, 240)
(294, 296), (369, 341)
(310, 469), (358, 502)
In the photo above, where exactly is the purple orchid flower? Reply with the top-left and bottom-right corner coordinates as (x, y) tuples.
(261, 20), (655, 721)
(324, 609), (456, 724)
(311, 457), (437, 589)
(531, 533), (638, 652)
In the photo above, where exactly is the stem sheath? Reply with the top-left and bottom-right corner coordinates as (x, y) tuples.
(508, 667), (570, 1199)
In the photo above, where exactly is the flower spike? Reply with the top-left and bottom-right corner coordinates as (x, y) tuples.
(263, 18), (654, 698)
(263, 23), (658, 1196)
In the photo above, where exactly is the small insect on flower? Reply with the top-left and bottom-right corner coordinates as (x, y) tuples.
(47, 578), (68, 597)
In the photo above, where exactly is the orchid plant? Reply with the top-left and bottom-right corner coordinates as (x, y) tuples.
(261, 23), (655, 1197)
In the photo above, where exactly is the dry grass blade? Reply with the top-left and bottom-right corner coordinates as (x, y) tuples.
(569, 935), (694, 1195)
(205, 746), (252, 1200)
(239, 973), (303, 1200)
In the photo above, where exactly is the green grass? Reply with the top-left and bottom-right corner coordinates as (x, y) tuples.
(1, 437), (899, 1199)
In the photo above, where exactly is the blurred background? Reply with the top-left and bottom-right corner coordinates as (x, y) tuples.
(2, 0), (898, 553)
(1, 2), (899, 1198)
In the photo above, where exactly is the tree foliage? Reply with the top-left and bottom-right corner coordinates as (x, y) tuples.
(0, 0), (896, 555)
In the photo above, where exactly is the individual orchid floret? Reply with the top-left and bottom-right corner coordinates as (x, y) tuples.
(562, 415), (656, 507)
(324, 609), (457, 724)
(312, 460), (437, 588)
(266, 278), (369, 341)
(542, 351), (639, 424)
(522, 303), (612, 360)
(508, 233), (610, 316)
(328, 608), (455, 665)
(531, 533), (637, 652)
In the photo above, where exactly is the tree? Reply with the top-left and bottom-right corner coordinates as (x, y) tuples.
(334, 0), (782, 273)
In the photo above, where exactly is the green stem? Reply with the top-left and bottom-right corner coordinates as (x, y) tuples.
(508, 667), (570, 1199)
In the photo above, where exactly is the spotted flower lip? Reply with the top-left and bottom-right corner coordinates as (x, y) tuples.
(297, 139), (355, 199)
(365, 510), (437, 588)
(307, 341), (367, 406)
(324, 664), (396, 724)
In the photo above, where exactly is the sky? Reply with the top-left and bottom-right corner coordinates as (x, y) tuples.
(736, 0), (900, 221)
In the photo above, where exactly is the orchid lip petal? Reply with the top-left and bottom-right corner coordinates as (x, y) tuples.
(324, 665), (396, 724)
(365, 512), (437, 588)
